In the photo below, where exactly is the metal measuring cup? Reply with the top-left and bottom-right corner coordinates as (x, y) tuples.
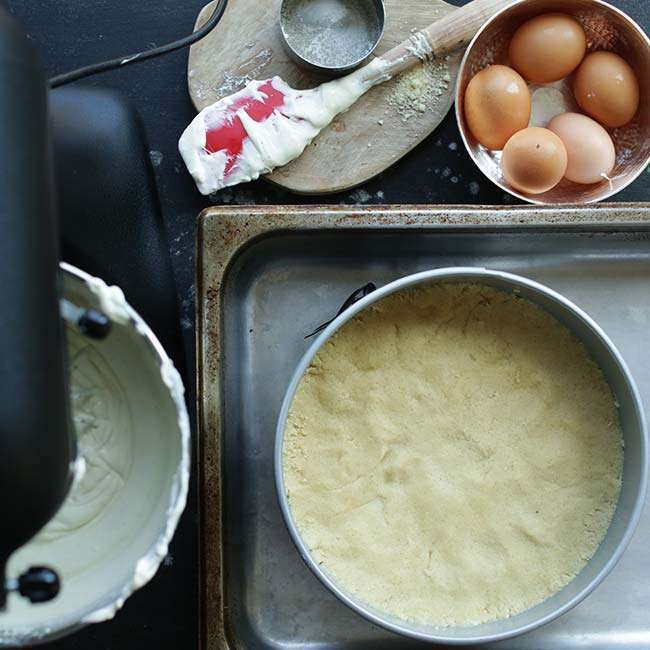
(280, 0), (386, 75)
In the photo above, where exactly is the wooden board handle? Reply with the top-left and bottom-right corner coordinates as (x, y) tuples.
(366, 0), (513, 82)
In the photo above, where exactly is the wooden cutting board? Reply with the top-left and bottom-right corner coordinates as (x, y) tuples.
(187, 0), (463, 194)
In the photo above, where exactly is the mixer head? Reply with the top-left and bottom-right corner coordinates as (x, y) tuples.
(0, 7), (75, 609)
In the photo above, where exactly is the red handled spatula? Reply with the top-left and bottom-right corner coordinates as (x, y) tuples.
(179, 0), (512, 195)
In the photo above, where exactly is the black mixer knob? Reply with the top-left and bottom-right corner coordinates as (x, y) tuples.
(78, 308), (112, 340)
(17, 566), (60, 603)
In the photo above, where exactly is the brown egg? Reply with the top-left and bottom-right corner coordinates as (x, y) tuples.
(548, 113), (615, 184)
(464, 65), (531, 150)
(509, 13), (586, 83)
(573, 51), (640, 128)
(501, 127), (568, 194)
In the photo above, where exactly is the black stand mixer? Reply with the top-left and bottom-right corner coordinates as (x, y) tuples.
(0, 0), (227, 619)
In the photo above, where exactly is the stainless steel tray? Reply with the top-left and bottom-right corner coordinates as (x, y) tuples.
(198, 204), (650, 650)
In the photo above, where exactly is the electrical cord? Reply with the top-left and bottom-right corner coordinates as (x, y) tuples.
(48, 0), (228, 88)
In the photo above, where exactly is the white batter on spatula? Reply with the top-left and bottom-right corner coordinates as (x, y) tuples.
(179, 59), (390, 194)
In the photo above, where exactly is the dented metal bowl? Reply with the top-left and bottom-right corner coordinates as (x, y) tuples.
(455, 0), (650, 205)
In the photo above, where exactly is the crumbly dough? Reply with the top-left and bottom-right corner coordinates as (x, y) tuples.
(283, 283), (623, 626)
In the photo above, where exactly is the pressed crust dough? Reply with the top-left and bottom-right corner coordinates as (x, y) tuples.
(283, 284), (623, 626)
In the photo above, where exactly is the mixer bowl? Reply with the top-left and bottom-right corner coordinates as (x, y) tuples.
(275, 268), (647, 645)
(0, 264), (190, 646)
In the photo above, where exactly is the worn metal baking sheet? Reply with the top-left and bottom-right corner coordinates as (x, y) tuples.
(198, 205), (650, 650)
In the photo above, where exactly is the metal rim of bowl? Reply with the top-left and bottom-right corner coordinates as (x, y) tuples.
(274, 267), (648, 645)
(279, 0), (386, 74)
(454, 0), (650, 206)
(1, 263), (191, 647)
(62, 262), (191, 636)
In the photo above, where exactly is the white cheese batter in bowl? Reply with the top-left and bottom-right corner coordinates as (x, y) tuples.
(275, 268), (647, 645)
(0, 264), (190, 646)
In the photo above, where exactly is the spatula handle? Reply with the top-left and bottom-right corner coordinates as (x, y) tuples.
(365, 0), (513, 83)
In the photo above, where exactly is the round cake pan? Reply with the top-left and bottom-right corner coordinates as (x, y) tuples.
(455, 0), (650, 205)
(0, 263), (190, 647)
(275, 267), (647, 645)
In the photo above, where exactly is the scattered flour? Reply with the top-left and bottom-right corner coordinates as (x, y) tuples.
(349, 188), (372, 204)
(387, 56), (452, 122)
(214, 49), (273, 98)
(148, 150), (163, 167)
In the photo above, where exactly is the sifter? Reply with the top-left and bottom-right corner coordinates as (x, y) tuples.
(279, 0), (386, 74)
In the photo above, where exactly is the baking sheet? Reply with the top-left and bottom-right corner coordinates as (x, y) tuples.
(198, 205), (650, 650)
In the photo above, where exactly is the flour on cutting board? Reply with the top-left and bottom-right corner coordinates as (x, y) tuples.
(214, 49), (273, 97)
(387, 54), (452, 122)
(190, 49), (274, 102)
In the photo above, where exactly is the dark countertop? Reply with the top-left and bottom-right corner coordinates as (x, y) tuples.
(4, 0), (648, 648)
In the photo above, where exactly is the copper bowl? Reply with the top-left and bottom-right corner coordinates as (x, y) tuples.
(455, 0), (650, 205)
